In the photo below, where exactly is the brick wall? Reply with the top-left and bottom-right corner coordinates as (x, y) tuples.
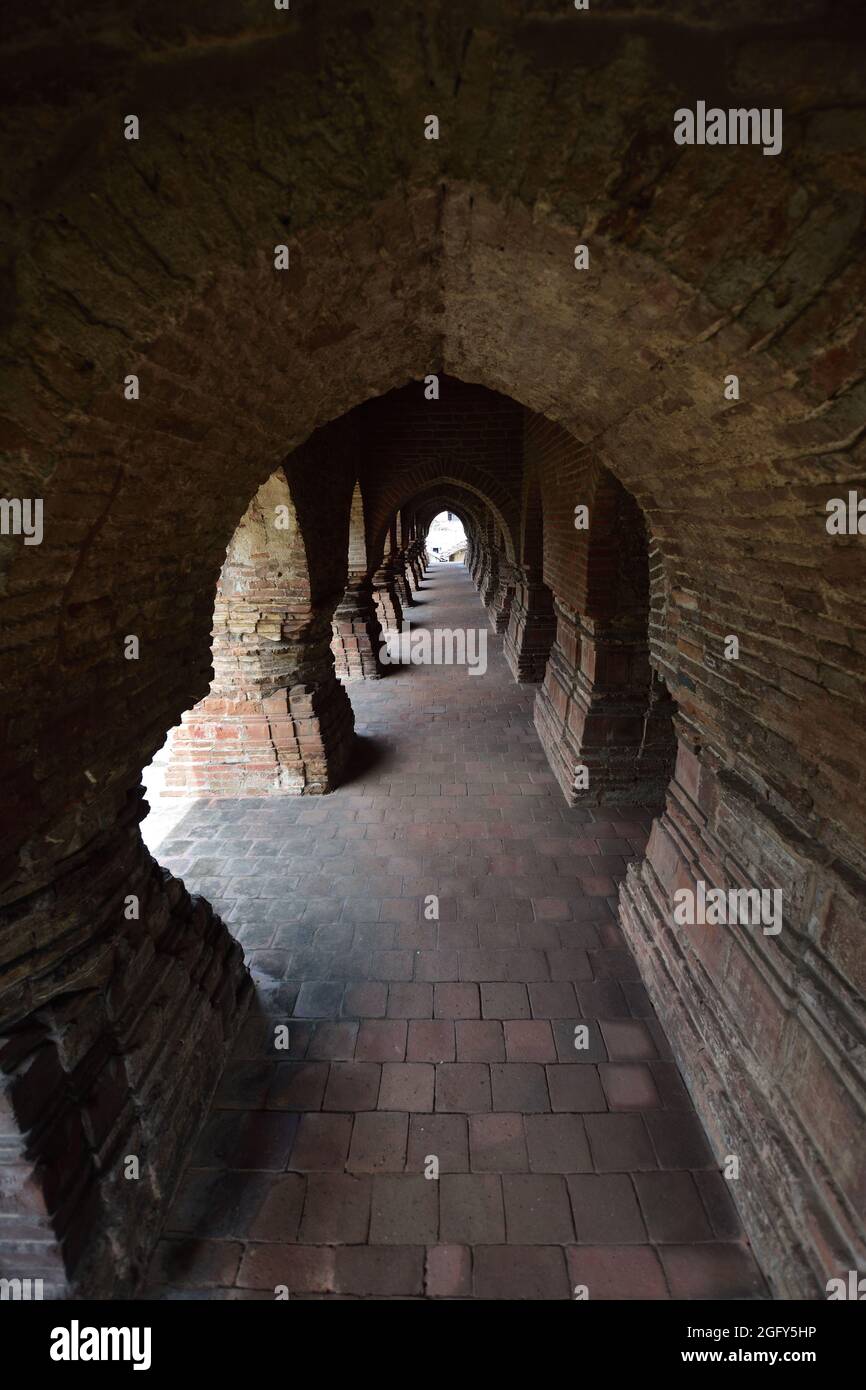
(0, 0), (863, 1298)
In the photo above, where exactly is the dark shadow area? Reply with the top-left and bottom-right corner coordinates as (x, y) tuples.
(338, 732), (392, 786)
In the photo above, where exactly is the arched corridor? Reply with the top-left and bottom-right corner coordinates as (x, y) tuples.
(143, 562), (763, 1300)
(0, 0), (863, 1316)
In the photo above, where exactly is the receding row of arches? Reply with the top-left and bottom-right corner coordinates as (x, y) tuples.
(155, 379), (673, 822)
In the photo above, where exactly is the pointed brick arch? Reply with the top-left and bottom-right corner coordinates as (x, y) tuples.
(1, 13), (863, 1292)
(396, 481), (501, 562)
(392, 473), (521, 631)
(370, 469), (518, 571)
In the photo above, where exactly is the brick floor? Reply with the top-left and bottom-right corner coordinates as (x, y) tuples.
(144, 564), (768, 1300)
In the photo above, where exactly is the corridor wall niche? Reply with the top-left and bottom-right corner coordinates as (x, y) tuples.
(0, 0), (863, 1302)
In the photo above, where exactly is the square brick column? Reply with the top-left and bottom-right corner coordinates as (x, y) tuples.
(503, 564), (556, 682)
(468, 539), (484, 588)
(393, 550), (417, 608)
(370, 556), (404, 635)
(486, 556), (518, 633)
(163, 475), (356, 796)
(406, 539), (426, 588)
(331, 573), (386, 681)
(534, 599), (676, 804)
(481, 547), (499, 612)
(469, 535), (489, 592)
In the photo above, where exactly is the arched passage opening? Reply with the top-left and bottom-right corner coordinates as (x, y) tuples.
(391, 481), (508, 570)
(3, 326), (861, 1300)
(423, 510), (467, 563)
(1, 3), (863, 1294)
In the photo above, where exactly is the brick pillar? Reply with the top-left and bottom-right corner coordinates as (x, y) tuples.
(331, 572), (385, 680)
(407, 539), (425, 589)
(393, 549), (416, 608)
(469, 540), (481, 587)
(0, 794), (250, 1295)
(480, 548), (493, 593)
(618, 725), (865, 1298)
(481, 547), (499, 611)
(487, 556), (517, 633)
(166, 635), (354, 796)
(534, 598), (676, 804)
(469, 540), (486, 589)
(503, 564), (556, 682)
(371, 554), (404, 635)
(480, 549), (493, 593)
(163, 479), (355, 796)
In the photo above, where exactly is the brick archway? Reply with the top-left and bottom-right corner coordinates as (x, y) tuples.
(1, 5), (863, 1291)
(393, 482), (510, 571)
(415, 500), (474, 543)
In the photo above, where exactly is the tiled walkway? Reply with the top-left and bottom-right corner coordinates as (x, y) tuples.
(144, 564), (767, 1300)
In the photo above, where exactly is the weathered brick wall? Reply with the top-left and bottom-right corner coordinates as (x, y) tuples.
(0, 0), (863, 1297)
(620, 734), (866, 1297)
(521, 390), (866, 1294)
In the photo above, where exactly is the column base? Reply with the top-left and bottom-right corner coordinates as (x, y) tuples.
(486, 586), (514, 634)
(534, 603), (675, 805)
(503, 580), (556, 682)
(331, 579), (386, 681)
(163, 676), (355, 795)
(331, 622), (384, 681)
(394, 553), (416, 607)
(371, 567), (404, 636)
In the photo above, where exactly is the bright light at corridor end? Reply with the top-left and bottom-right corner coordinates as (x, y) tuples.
(426, 510), (467, 561)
